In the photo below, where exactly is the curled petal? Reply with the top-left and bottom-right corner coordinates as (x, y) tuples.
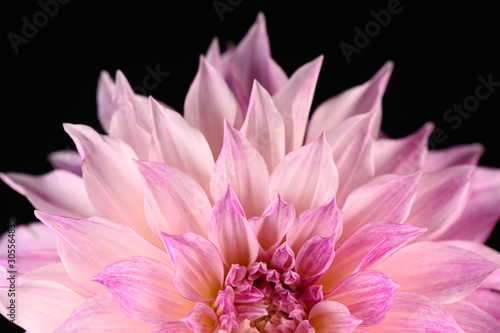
(296, 236), (335, 286)
(181, 302), (218, 333)
(47, 149), (82, 176)
(308, 300), (362, 333)
(271, 242), (296, 272)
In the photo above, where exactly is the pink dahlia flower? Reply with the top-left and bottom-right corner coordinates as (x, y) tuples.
(2, 13), (500, 333)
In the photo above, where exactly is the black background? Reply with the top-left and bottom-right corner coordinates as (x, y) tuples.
(2, 1), (500, 331)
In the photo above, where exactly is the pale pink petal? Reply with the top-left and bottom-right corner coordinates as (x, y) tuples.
(0, 280), (86, 333)
(308, 300), (362, 333)
(96, 70), (116, 132)
(0, 221), (55, 252)
(248, 193), (295, 254)
(94, 257), (194, 323)
(55, 292), (155, 333)
(373, 122), (434, 176)
(226, 13), (287, 107)
(0, 170), (95, 218)
(47, 149), (82, 176)
(423, 143), (484, 172)
(206, 37), (222, 72)
(240, 80), (285, 171)
(325, 111), (376, 207)
(64, 123), (161, 247)
(210, 121), (270, 217)
(463, 289), (500, 321)
(286, 195), (343, 254)
(149, 321), (193, 333)
(136, 160), (211, 238)
(181, 302), (218, 333)
(273, 56), (323, 153)
(339, 171), (421, 243)
(35, 211), (171, 294)
(319, 221), (425, 293)
(442, 300), (500, 333)
(405, 165), (474, 241)
(436, 166), (500, 242)
(368, 291), (463, 333)
(149, 97), (214, 190)
(306, 61), (393, 142)
(327, 270), (399, 327)
(296, 320), (315, 333)
(372, 241), (499, 303)
(271, 242), (296, 272)
(184, 56), (243, 157)
(161, 232), (224, 302)
(269, 131), (339, 215)
(207, 184), (260, 267)
(295, 236), (336, 286)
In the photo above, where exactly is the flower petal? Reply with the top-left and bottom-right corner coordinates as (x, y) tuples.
(308, 300), (362, 333)
(273, 56), (323, 153)
(423, 143), (484, 172)
(184, 56), (242, 157)
(94, 256), (194, 323)
(64, 123), (161, 247)
(286, 195), (343, 254)
(339, 171), (421, 243)
(206, 37), (222, 72)
(149, 322), (192, 333)
(296, 236), (336, 286)
(149, 97), (214, 190)
(0, 170), (95, 218)
(210, 121), (270, 217)
(442, 300), (500, 333)
(368, 291), (463, 333)
(319, 221), (425, 293)
(35, 211), (171, 294)
(306, 61), (393, 142)
(181, 302), (218, 333)
(269, 131), (338, 215)
(47, 149), (82, 176)
(240, 80), (286, 172)
(327, 270), (399, 327)
(405, 165), (473, 240)
(96, 70), (116, 132)
(463, 289), (500, 321)
(136, 160), (211, 238)
(161, 232), (224, 302)
(372, 241), (499, 303)
(207, 184), (260, 267)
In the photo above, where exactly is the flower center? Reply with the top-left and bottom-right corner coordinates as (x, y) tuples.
(213, 262), (323, 332)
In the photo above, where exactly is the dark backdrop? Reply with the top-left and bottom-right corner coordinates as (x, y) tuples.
(2, 1), (499, 331)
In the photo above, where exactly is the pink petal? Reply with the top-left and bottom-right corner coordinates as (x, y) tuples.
(47, 149), (82, 176)
(225, 13), (287, 107)
(270, 242), (296, 272)
(296, 236), (336, 286)
(161, 232), (224, 302)
(286, 195), (343, 254)
(96, 70), (116, 132)
(325, 110), (376, 207)
(296, 320), (315, 333)
(206, 37), (222, 72)
(0, 170), (95, 218)
(306, 61), (393, 142)
(35, 211), (171, 294)
(207, 184), (260, 267)
(368, 291), (463, 333)
(273, 56), (323, 153)
(318, 221), (425, 293)
(240, 80), (286, 172)
(373, 122), (434, 176)
(463, 289), (500, 321)
(248, 193), (295, 254)
(442, 300), (500, 333)
(136, 160), (211, 238)
(372, 241), (499, 303)
(64, 123), (161, 247)
(94, 257), (194, 323)
(436, 166), (500, 242)
(181, 302), (218, 333)
(327, 270), (399, 327)
(423, 143), (484, 172)
(55, 292), (155, 332)
(339, 171), (421, 243)
(149, 322), (192, 333)
(269, 131), (339, 215)
(308, 300), (362, 332)
(149, 97), (214, 190)
(405, 165), (474, 241)
(0, 280), (86, 333)
(184, 56), (243, 157)
(210, 121), (270, 217)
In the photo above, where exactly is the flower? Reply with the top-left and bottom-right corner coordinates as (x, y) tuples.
(1, 12), (500, 333)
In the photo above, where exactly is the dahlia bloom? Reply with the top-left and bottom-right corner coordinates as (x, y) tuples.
(2, 13), (500, 332)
